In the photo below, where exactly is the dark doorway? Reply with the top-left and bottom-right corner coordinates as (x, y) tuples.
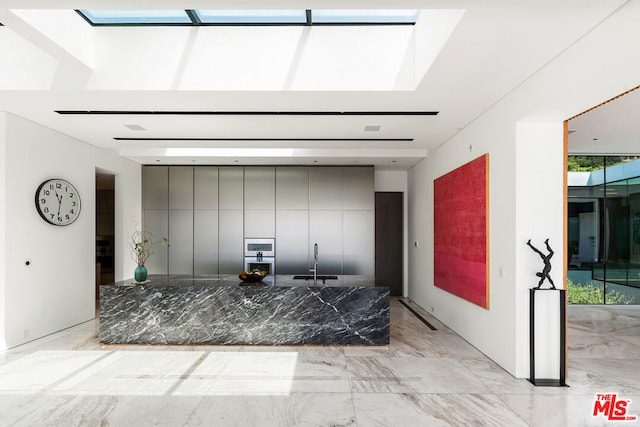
(96, 173), (115, 301)
(375, 192), (403, 296)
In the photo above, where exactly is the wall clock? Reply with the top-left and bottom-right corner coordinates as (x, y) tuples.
(35, 178), (81, 226)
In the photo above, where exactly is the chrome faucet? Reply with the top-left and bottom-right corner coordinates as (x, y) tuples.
(309, 243), (319, 286)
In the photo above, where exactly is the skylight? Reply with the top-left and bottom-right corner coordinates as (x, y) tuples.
(77, 9), (419, 26)
(195, 10), (307, 25)
(311, 10), (420, 24)
(79, 10), (191, 25)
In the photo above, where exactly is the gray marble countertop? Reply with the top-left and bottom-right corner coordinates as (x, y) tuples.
(107, 274), (382, 288)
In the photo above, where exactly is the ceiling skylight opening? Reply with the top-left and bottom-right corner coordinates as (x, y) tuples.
(195, 10), (307, 25)
(76, 9), (419, 26)
(312, 10), (419, 25)
(78, 9), (190, 25)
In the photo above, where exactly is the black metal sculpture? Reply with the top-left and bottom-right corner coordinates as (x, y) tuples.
(526, 239), (555, 289)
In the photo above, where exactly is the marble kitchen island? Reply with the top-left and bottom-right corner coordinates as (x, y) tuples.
(99, 275), (389, 346)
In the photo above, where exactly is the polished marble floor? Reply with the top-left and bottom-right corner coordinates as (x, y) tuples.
(0, 299), (639, 426)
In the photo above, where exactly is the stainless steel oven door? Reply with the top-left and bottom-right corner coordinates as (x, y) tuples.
(244, 257), (275, 276)
(244, 238), (275, 257)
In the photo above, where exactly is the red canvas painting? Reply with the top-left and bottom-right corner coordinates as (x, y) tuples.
(434, 154), (489, 309)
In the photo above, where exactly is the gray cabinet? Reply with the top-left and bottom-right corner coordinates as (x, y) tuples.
(169, 167), (193, 209)
(219, 167), (244, 209)
(219, 210), (243, 273)
(168, 210), (193, 274)
(194, 210), (218, 274)
(141, 165), (374, 277)
(194, 167), (218, 209)
(143, 209), (168, 274)
(343, 167), (374, 210)
(276, 210), (309, 274)
(143, 167), (168, 209)
(244, 167), (275, 210)
(244, 210), (275, 238)
(309, 167), (343, 210)
(276, 167), (309, 209)
(244, 167), (275, 237)
(309, 210), (343, 274)
(343, 210), (375, 274)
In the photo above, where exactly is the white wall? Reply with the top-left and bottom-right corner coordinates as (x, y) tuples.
(0, 112), (140, 350)
(408, 118), (521, 374)
(0, 113), (6, 349)
(407, 0), (640, 378)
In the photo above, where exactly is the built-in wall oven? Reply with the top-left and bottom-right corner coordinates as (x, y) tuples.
(244, 238), (275, 275)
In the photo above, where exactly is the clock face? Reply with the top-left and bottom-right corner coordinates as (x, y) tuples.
(35, 179), (81, 226)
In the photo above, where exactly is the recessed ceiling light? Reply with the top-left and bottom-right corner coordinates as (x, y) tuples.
(155, 159), (160, 162)
(392, 160), (397, 163)
(313, 160), (318, 163)
(124, 124), (146, 131)
(364, 125), (381, 132)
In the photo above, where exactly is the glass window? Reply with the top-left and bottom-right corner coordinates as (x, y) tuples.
(311, 10), (419, 24)
(567, 155), (640, 304)
(195, 10), (307, 24)
(77, 9), (419, 26)
(79, 10), (191, 25)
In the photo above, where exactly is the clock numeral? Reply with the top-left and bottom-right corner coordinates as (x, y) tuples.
(69, 193), (74, 198)
(58, 217), (63, 222)
(44, 190), (50, 196)
(56, 183), (62, 189)
(65, 214), (70, 220)
(72, 202), (76, 206)
(40, 198), (46, 204)
(44, 207), (49, 213)
(49, 184), (54, 190)
(70, 209), (75, 214)
(50, 214), (54, 219)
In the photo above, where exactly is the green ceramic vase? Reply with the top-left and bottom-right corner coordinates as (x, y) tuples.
(134, 265), (148, 282)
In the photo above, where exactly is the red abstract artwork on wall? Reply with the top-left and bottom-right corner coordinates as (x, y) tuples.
(434, 154), (489, 309)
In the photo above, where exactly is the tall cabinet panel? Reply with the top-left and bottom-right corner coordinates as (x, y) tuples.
(194, 167), (219, 209)
(142, 209), (169, 274)
(143, 166), (169, 274)
(343, 167), (374, 210)
(244, 167), (275, 238)
(218, 167), (244, 273)
(244, 167), (275, 210)
(244, 210), (275, 238)
(276, 167), (309, 210)
(309, 167), (343, 210)
(343, 210), (375, 274)
(276, 210), (309, 274)
(169, 210), (194, 274)
(219, 210), (244, 273)
(194, 167), (219, 274)
(309, 210), (343, 275)
(143, 166), (168, 210)
(219, 167), (244, 209)
(168, 167), (193, 209)
(194, 210), (219, 274)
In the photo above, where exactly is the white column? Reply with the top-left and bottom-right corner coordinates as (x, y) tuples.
(514, 120), (566, 379)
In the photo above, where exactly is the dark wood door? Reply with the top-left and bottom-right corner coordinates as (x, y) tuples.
(375, 192), (403, 296)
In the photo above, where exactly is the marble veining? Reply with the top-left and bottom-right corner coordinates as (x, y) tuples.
(3, 301), (640, 426)
(100, 283), (389, 346)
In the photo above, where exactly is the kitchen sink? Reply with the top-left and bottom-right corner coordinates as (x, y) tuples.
(292, 275), (338, 282)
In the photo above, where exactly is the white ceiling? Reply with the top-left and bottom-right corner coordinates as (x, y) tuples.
(0, 1), (637, 169)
